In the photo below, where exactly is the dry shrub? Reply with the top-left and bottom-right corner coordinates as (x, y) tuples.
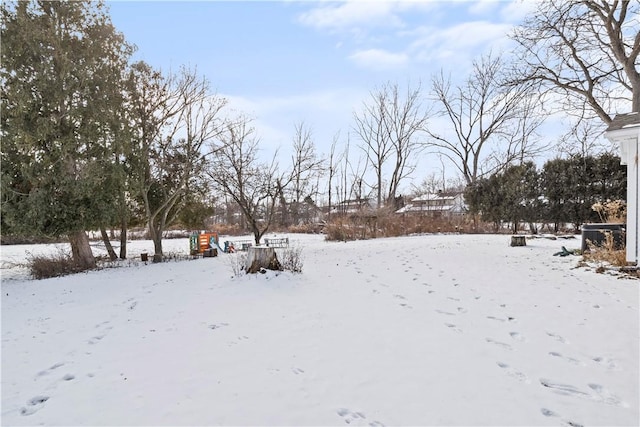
(592, 200), (626, 223)
(325, 213), (473, 241)
(583, 231), (627, 267)
(28, 249), (90, 279)
(279, 244), (304, 273)
(227, 251), (248, 277)
(287, 223), (324, 234)
(211, 223), (244, 236)
(325, 218), (358, 241)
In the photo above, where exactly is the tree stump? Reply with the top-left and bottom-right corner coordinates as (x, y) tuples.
(245, 247), (282, 273)
(510, 235), (527, 247)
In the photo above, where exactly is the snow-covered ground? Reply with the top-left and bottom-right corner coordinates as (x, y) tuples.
(1, 233), (638, 426)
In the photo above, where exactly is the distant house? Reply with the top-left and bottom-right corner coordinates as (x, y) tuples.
(396, 192), (466, 216)
(330, 198), (375, 215)
(605, 112), (640, 265)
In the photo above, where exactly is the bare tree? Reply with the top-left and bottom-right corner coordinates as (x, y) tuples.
(428, 54), (544, 185)
(353, 81), (429, 209)
(128, 64), (226, 262)
(557, 118), (616, 157)
(287, 121), (325, 225)
(207, 117), (280, 245)
(326, 131), (343, 221)
(510, 0), (640, 123)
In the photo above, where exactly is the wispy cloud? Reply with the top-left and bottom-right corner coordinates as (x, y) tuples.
(296, 2), (517, 74)
(467, 0), (500, 16)
(409, 21), (514, 65)
(296, 1), (404, 33)
(499, 0), (539, 22)
(349, 48), (409, 70)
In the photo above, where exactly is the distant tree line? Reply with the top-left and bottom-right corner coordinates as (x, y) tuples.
(464, 153), (627, 233)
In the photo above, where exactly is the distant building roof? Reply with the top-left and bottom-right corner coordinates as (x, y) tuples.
(606, 112), (640, 131)
(396, 192), (466, 214)
(411, 193), (458, 202)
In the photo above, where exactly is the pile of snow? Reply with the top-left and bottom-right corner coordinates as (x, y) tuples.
(1, 234), (638, 426)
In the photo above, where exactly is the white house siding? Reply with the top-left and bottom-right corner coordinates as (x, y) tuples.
(605, 113), (640, 265)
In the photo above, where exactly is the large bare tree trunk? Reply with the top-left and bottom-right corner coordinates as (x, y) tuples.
(69, 230), (96, 269)
(100, 226), (118, 261)
(119, 220), (127, 259)
(148, 224), (164, 263)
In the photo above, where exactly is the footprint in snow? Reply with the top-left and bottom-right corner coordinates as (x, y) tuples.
(20, 395), (49, 416)
(208, 323), (229, 330)
(549, 351), (583, 365)
(291, 367), (304, 375)
(87, 334), (105, 345)
(36, 362), (65, 377)
(444, 323), (462, 333)
(540, 408), (584, 427)
(538, 378), (627, 407)
(588, 383), (629, 407)
(546, 331), (568, 344)
(496, 361), (529, 383)
(592, 356), (619, 370)
(509, 331), (525, 341)
(540, 407), (559, 417)
(435, 309), (456, 316)
(336, 408), (367, 425)
(485, 338), (512, 350)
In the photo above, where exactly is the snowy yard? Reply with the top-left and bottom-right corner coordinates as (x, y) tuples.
(1, 233), (638, 426)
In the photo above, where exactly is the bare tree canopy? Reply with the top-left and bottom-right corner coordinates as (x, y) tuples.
(127, 64), (226, 261)
(353, 81), (429, 209)
(285, 121), (325, 225)
(510, 0), (640, 123)
(429, 54), (544, 185)
(207, 117), (280, 245)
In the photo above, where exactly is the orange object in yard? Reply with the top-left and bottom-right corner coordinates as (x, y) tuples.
(190, 231), (221, 255)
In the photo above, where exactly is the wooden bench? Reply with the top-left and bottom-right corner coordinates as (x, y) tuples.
(264, 237), (289, 248)
(233, 240), (254, 251)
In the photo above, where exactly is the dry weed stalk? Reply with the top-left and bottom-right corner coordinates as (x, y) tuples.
(583, 231), (627, 267)
(591, 200), (626, 223)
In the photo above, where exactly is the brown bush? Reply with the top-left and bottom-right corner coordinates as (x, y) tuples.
(287, 223), (324, 234)
(208, 223), (244, 236)
(28, 249), (91, 279)
(583, 231), (628, 267)
(324, 219), (357, 241)
(325, 212), (475, 241)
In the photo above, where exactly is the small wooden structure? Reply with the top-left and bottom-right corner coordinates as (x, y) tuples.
(245, 247), (282, 274)
(510, 236), (527, 247)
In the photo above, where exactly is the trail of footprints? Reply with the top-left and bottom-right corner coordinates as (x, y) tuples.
(336, 408), (385, 426)
(428, 282), (628, 421)
(20, 362), (78, 416)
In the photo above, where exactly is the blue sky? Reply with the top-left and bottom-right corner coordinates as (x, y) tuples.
(107, 0), (537, 188)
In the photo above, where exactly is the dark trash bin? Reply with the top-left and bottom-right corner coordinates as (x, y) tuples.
(581, 223), (625, 252)
(203, 248), (218, 257)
